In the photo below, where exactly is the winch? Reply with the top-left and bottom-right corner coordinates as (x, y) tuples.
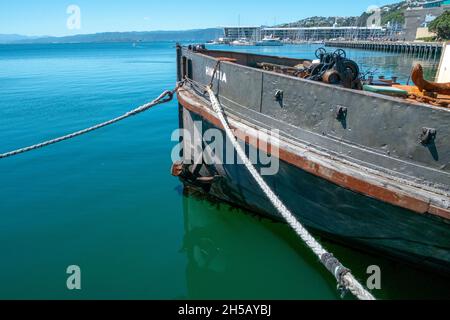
(258, 48), (362, 89)
(305, 48), (361, 89)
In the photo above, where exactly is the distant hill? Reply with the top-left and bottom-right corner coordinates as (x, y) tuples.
(278, 16), (361, 28)
(0, 28), (224, 44)
(278, 1), (426, 28)
(0, 34), (43, 43)
(368, 1), (410, 25)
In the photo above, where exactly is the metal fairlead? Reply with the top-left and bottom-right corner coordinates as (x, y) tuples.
(419, 127), (437, 145)
(336, 105), (348, 120)
(275, 90), (284, 102)
(171, 161), (184, 177)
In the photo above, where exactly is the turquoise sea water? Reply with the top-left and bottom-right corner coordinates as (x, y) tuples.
(0, 42), (448, 300)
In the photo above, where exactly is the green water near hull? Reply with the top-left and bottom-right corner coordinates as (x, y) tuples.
(0, 42), (448, 299)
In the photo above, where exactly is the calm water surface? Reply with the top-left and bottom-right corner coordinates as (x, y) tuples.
(0, 42), (448, 299)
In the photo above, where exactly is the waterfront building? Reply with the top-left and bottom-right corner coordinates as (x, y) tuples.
(404, 0), (450, 40)
(223, 26), (386, 41)
(262, 27), (385, 41)
(223, 27), (261, 42)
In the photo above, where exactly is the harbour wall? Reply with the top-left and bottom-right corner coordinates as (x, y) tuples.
(325, 41), (444, 61)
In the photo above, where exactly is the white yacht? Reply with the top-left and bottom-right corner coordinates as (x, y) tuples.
(256, 35), (283, 46)
(231, 38), (255, 46)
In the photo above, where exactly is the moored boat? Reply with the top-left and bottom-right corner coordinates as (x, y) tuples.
(230, 38), (255, 46)
(256, 35), (283, 46)
(174, 44), (450, 274)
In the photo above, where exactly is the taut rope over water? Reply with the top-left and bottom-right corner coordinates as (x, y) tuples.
(206, 85), (375, 301)
(0, 84), (183, 159)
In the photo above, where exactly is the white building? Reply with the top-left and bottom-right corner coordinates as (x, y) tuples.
(262, 27), (386, 41)
(222, 26), (386, 41)
(223, 27), (261, 41)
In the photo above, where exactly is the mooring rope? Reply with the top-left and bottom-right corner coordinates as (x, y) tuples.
(206, 85), (375, 300)
(0, 85), (182, 160)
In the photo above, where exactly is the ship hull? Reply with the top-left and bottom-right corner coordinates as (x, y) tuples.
(178, 103), (450, 274)
(174, 45), (450, 274)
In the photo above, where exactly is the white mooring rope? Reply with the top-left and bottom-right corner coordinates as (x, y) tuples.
(206, 85), (375, 301)
(0, 88), (178, 159)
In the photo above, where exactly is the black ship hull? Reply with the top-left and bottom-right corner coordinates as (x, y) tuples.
(174, 45), (450, 273)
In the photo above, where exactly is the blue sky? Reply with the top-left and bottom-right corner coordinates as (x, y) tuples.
(0, 0), (400, 36)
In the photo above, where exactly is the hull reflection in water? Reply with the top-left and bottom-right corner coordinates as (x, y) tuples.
(180, 190), (450, 300)
(181, 189), (338, 300)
